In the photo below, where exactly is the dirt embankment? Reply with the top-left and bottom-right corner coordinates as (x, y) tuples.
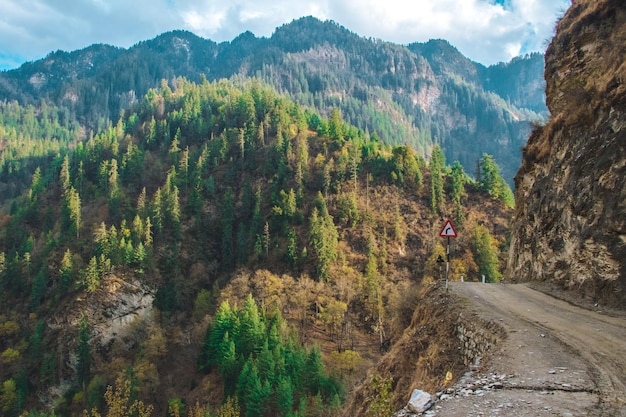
(342, 283), (506, 416)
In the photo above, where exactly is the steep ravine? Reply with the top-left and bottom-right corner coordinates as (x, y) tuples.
(507, 0), (626, 306)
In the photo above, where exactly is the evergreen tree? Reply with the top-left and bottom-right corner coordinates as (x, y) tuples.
(276, 376), (294, 417)
(304, 346), (325, 395)
(328, 108), (344, 146)
(471, 224), (501, 282)
(311, 193), (339, 280)
(66, 187), (81, 238)
(59, 155), (71, 195)
(137, 187), (147, 217)
(477, 153), (514, 207)
(59, 248), (73, 293)
(239, 294), (264, 358)
(152, 187), (164, 234)
(219, 333), (240, 397)
(429, 145), (445, 214)
(450, 160), (466, 203)
(28, 270), (46, 311)
(286, 228), (298, 268)
(76, 315), (91, 390)
(221, 188), (235, 269)
(83, 256), (100, 292)
(28, 166), (43, 203)
(201, 301), (238, 372)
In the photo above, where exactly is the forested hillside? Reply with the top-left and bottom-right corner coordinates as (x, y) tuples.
(0, 17), (546, 184)
(0, 77), (513, 416)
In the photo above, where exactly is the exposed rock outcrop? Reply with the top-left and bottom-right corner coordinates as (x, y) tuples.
(507, 0), (626, 306)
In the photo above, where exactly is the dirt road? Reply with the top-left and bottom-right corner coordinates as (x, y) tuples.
(430, 283), (626, 417)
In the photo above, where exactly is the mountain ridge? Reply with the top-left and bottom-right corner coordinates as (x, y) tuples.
(0, 16), (546, 184)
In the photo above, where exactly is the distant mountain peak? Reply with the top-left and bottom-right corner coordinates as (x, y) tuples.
(271, 15), (362, 52)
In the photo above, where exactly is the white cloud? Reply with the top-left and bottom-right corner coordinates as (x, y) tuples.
(0, 0), (569, 70)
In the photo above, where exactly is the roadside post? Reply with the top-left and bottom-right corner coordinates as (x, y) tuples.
(436, 255), (445, 283)
(439, 219), (458, 291)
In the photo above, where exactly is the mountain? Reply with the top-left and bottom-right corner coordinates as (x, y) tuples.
(507, 0), (626, 306)
(0, 71), (515, 416)
(0, 17), (547, 184)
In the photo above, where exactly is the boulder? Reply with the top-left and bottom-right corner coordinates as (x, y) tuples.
(407, 389), (432, 414)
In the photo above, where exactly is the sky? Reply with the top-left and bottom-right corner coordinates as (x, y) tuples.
(0, 0), (570, 71)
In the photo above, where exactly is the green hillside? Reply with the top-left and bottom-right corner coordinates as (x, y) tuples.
(0, 77), (512, 416)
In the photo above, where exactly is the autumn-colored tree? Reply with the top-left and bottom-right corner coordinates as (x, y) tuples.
(0, 379), (17, 417)
(365, 374), (394, 417)
(84, 377), (153, 417)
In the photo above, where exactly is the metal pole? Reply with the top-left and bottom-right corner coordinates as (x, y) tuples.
(445, 237), (450, 291)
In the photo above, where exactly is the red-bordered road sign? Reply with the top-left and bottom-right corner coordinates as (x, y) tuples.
(439, 220), (457, 238)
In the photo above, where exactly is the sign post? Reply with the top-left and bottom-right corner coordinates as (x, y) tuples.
(439, 220), (458, 291)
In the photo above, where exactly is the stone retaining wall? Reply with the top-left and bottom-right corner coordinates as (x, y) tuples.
(456, 313), (504, 367)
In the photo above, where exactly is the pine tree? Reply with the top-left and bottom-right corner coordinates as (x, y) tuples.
(83, 256), (100, 292)
(286, 228), (298, 268)
(309, 193), (338, 281)
(29, 166), (43, 203)
(328, 108), (344, 145)
(137, 187), (147, 217)
(168, 184), (181, 235)
(429, 145), (445, 214)
(180, 146), (189, 187)
(477, 153), (514, 208)
(29, 270), (46, 311)
(170, 128), (181, 165)
(77, 315), (91, 390)
(450, 160), (466, 203)
(304, 346), (325, 395)
(221, 188), (235, 268)
(59, 155), (71, 195)
(66, 186), (81, 238)
(239, 294), (264, 358)
(276, 376), (294, 417)
(144, 217), (153, 247)
(59, 248), (73, 292)
(201, 301), (238, 371)
(219, 333), (240, 397)
(245, 368), (266, 417)
(152, 188), (164, 233)
(471, 224), (501, 282)
(263, 222), (270, 258)
(108, 159), (120, 199)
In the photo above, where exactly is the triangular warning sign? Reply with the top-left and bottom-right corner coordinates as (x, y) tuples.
(439, 220), (457, 238)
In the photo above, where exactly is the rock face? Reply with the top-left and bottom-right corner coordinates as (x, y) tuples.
(507, 0), (626, 306)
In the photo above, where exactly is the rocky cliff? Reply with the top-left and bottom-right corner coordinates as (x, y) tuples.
(507, 0), (626, 306)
